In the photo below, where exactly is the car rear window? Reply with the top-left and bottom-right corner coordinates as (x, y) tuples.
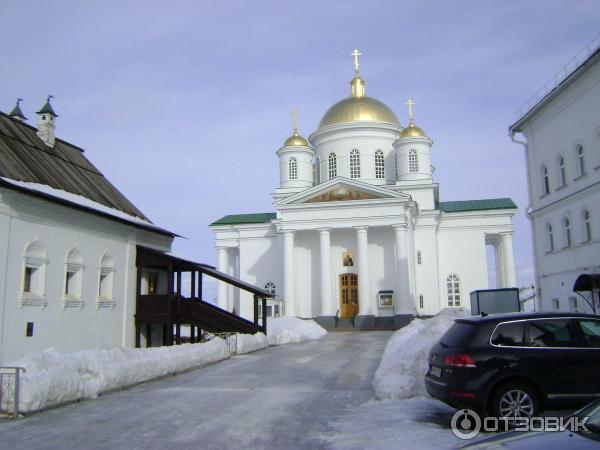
(527, 319), (578, 347)
(491, 321), (526, 346)
(439, 322), (477, 348)
(577, 319), (600, 348)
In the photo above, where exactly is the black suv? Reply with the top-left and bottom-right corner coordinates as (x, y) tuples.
(425, 312), (600, 417)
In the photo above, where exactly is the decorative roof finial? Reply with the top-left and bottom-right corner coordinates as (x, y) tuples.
(351, 49), (362, 75)
(406, 98), (415, 125)
(293, 109), (299, 135)
(9, 98), (27, 121)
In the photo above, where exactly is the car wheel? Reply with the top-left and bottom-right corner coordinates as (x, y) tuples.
(490, 382), (539, 419)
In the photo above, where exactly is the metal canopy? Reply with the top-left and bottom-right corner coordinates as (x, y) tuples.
(573, 274), (600, 292)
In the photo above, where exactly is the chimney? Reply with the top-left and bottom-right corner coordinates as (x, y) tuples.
(36, 95), (58, 147)
(9, 98), (27, 122)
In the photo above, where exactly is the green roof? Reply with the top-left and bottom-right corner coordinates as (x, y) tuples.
(438, 198), (517, 213)
(211, 212), (276, 226)
(9, 100), (27, 120)
(36, 99), (58, 116)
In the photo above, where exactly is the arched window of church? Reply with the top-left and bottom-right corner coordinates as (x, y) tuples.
(350, 149), (361, 178)
(313, 157), (320, 185)
(289, 157), (298, 180)
(446, 274), (460, 307)
(582, 209), (592, 242)
(328, 153), (337, 180)
(375, 150), (385, 179)
(558, 155), (567, 187)
(562, 216), (572, 248)
(409, 149), (419, 173)
(546, 222), (554, 252)
(65, 248), (84, 307)
(264, 282), (276, 297)
(541, 166), (550, 195)
(576, 144), (586, 177)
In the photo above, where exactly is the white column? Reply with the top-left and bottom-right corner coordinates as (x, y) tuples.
(501, 232), (517, 288)
(355, 226), (372, 315)
(394, 224), (412, 314)
(283, 230), (296, 316)
(318, 228), (333, 316)
(495, 239), (505, 288)
(216, 246), (229, 310)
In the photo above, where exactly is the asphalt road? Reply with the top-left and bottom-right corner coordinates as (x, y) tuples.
(0, 331), (391, 450)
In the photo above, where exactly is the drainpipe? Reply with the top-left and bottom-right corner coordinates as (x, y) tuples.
(509, 131), (541, 311)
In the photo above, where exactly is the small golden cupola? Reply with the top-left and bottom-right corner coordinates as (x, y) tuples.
(283, 110), (310, 147)
(400, 98), (427, 138)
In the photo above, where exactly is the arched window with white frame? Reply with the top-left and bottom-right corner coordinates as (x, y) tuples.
(546, 222), (554, 252)
(374, 150), (385, 179)
(541, 165), (550, 195)
(558, 155), (567, 187)
(409, 149), (419, 173)
(98, 253), (116, 308)
(64, 248), (84, 308)
(576, 144), (586, 177)
(328, 153), (337, 180)
(289, 157), (298, 180)
(583, 209), (592, 243)
(21, 241), (48, 307)
(350, 149), (360, 178)
(562, 216), (572, 248)
(447, 274), (461, 307)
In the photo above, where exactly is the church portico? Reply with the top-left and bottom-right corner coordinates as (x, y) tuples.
(210, 50), (518, 329)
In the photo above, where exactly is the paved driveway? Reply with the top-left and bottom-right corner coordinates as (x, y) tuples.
(0, 331), (391, 450)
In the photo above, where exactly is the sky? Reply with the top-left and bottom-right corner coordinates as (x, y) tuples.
(1, 0), (600, 295)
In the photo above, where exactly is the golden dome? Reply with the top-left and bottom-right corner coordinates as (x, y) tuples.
(319, 95), (400, 128)
(400, 122), (426, 138)
(283, 131), (310, 147)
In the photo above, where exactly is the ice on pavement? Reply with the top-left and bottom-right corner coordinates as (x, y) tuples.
(267, 316), (327, 346)
(373, 308), (468, 400)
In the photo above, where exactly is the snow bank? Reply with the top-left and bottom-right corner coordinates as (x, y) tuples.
(10, 339), (229, 413)
(267, 317), (327, 346)
(373, 308), (468, 400)
(236, 332), (268, 354)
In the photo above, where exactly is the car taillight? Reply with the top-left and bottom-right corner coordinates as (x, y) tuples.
(444, 354), (476, 368)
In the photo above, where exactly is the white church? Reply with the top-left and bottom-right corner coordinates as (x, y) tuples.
(211, 50), (518, 329)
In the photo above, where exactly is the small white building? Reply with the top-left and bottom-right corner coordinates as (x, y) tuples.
(211, 53), (518, 329)
(509, 43), (600, 313)
(0, 98), (176, 364)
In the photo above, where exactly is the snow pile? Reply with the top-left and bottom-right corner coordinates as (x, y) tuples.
(267, 317), (327, 346)
(373, 308), (468, 400)
(236, 332), (268, 354)
(10, 339), (229, 413)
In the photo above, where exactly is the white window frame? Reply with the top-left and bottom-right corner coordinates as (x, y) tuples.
(21, 241), (48, 308)
(417, 250), (422, 265)
(289, 157), (298, 180)
(64, 248), (85, 309)
(558, 155), (567, 187)
(350, 149), (360, 178)
(409, 149), (419, 173)
(583, 209), (592, 243)
(328, 153), (337, 180)
(546, 222), (554, 252)
(541, 165), (550, 195)
(97, 253), (116, 309)
(446, 274), (461, 307)
(562, 216), (572, 248)
(374, 150), (385, 179)
(576, 144), (586, 177)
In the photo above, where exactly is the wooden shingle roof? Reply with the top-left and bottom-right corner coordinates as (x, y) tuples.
(0, 111), (150, 221)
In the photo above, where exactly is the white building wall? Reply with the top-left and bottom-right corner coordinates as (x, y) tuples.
(0, 189), (172, 364)
(517, 53), (600, 312)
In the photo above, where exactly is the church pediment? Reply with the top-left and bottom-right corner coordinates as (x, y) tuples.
(305, 186), (382, 203)
(276, 178), (408, 205)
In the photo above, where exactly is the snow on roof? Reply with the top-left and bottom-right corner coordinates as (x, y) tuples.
(1, 177), (174, 235)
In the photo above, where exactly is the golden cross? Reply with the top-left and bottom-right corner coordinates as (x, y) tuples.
(406, 98), (415, 122)
(293, 109), (299, 133)
(351, 49), (362, 73)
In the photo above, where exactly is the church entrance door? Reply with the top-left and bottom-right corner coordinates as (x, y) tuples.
(339, 274), (358, 319)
